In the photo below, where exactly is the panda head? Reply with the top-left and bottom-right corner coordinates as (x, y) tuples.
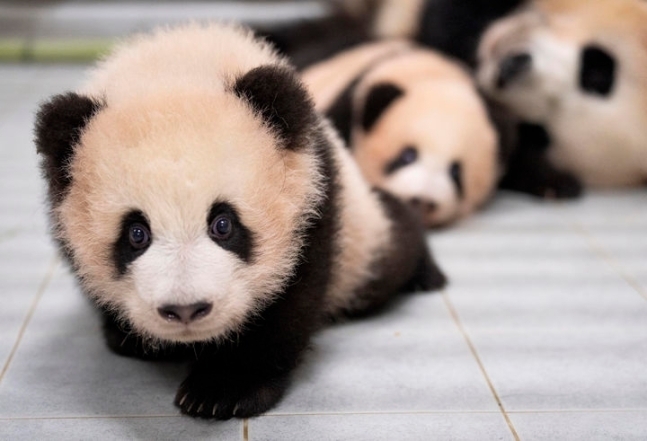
(35, 65), (324, 345)
(332, 52), (498, 228)
(476, 0), (647, 123)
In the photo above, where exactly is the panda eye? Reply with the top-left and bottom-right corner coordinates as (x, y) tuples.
(385, 146), (418, 175)
(128, 223), (151, 250)
(449, 160), (464, 199)
(210, 215), (232, 240)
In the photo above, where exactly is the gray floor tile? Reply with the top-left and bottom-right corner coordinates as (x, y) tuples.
(272, 293), (498, 414)
(510, 411), (647, 441)
(0, 233), (55, 371)
(0, 265), (188, 418)
(250, 413), (514, 441)
(469, 330), (647, 411)
(0, 416), (242, 441)
(446, 278), (647, 333)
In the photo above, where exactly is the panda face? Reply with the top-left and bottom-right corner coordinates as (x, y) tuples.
(477, 0), (641, 121)
(42, 75), (324, 344)
(354, 82), (498, 227)
(476, 0), (647, 186)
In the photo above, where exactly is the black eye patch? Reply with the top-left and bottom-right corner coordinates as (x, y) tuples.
(362, 83), (405, 133)
(449, 161), (464, 199)
(579, 45), (616, 97)
(385, 146), (418, 175)
(207, 202), (255, 263)
(113, 210), (152, 277)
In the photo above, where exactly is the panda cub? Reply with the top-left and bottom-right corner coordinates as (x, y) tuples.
(302, 41), (499, 227)
(34, 23), (446, 420)
(477, 0), (647, 189)
(358, 0), (647, 193)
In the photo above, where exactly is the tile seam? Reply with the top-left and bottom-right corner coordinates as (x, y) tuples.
(0, 256), (58, 385)
(442, 291), (521, 441)
(574, 223), (647, 302)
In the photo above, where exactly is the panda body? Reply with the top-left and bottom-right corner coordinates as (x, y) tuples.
(302, 42), (499, 227)
(35, 23), (445, 419)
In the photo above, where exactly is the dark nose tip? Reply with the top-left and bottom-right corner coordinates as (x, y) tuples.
(410, 198), (438, 214)
(157, 302), (213, 324)
(497, 53), (532, 89)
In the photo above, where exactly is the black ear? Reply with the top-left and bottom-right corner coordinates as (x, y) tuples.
(34, 92), (102, 204)
(233, 65), (318, 150)
(579, 45), (616, 97)
(325, 76), (362, 147)
(361, 83), (404, 132)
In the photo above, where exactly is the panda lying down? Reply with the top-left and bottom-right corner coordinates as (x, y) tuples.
(34, 23), (446, 420)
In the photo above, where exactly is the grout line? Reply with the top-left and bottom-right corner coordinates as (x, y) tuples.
(574, 224), (647, 302)
(0, 256), (59, 385)
(243, 418), (249, 441)
(442, 292), (521, 441)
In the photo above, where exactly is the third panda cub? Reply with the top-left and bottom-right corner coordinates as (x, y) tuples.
(34, 23), (446, 420)
(302, 41), (500, 228)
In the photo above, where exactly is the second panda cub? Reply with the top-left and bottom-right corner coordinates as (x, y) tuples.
(302, 41), (499, 228)
(34, 23), (446, 419)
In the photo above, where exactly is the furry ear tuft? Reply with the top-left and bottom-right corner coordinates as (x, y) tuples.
(361, 83), (404, 132)
(233, 65), (318, 150)
(34, 92), (102, 204)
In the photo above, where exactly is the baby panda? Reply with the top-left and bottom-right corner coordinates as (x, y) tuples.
(477, 0), (647, 189)
(302, 41), (499, 227)
(339, 0), (647, 194)
(34, 23), (446, 420)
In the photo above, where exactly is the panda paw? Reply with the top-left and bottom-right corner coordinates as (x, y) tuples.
(539, 172), (583, 199)
(174, 372), (289, 419)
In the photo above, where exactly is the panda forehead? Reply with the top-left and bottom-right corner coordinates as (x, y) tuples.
(70, 91), (294, 233)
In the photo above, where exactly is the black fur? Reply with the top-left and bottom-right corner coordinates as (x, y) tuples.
(579, 45), (616, 97)
(325, 74), (363, 146)
(417, 0), (525, 68)
(499, 123), (583, 198)
(112, 210), (151, 277)
(233, 65), (318, 151)
(361, 83), (405, 132)
(34, 92), (103, 205)
(207, 202), (255, 264)
(450, 161), (464, 199)
(497, 53), (532, 89)
(258, 13), (373, 69)
(338, 190), (447, 318)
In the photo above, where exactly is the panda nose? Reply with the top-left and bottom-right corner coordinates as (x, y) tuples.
(410, 198), (438, 214)
(497, 53), (532, 89)
(157, 302), (213, 324)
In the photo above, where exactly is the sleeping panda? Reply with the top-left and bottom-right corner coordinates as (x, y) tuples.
(34, 23), (446, 420)
(476, 0), (647, 188)
(347, 0), (647, 194)
(301, 41), (499, 227)
(264, 0), (647, 196)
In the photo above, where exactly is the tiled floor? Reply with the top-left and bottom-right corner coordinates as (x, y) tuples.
(1, 64), (646, 440)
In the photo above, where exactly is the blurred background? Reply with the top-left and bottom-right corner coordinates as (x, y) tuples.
(0, 0), (328, 62)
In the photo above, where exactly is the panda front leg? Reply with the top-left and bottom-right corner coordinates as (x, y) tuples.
(174, 348), (292, 419)
(173, 293), (321, 419)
